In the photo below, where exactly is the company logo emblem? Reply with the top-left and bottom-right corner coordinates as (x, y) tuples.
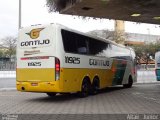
(26, 28), (44, 39)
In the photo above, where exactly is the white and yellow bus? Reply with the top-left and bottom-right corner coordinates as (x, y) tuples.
(16, 23), (137, 97)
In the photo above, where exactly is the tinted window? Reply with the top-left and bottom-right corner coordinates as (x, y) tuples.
(61, 29), (88, 54)
(61, 29), (77, 53)
(62, 29), (109, 56)
(76, 35), (88, 54)
(89, 38), (108, 56)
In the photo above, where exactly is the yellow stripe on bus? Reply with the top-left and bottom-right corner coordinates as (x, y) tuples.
(16, 67), (116, 93)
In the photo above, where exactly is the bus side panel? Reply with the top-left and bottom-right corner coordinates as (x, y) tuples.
(62, 68), (102, 92)
(61, 68), (114, 92)
(61, 68), (91, 92)
(122, 61), (131, 84)
(61, 58), (133, 93)
(60, 53), (114, 92)
(111, 59), (125, 85)
(110, 58), (137, 86)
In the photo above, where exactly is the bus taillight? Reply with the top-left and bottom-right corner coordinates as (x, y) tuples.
(55, 57), (60, 81)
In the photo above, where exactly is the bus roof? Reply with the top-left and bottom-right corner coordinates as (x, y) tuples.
(56, 23), (130, 49)
(20, 23), (130, 51)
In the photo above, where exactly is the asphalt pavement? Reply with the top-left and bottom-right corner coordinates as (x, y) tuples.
(0, 83), (160, 120)
(0, 70), (160, 120)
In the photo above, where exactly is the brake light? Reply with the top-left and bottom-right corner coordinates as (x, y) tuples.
(21, 56), (49, 60)
(55, 57), (60, 81)
(21, 58), (29, 60)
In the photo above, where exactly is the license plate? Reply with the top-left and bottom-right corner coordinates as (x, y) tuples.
(31, 83), (38, 86)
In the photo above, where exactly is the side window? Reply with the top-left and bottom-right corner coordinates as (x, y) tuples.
(62, 29), (109, 56)
(89, 38), (108, 56)
(61, 30), (77, 53)
(61, 29), (88, 55)
(77, 35), (88, 54)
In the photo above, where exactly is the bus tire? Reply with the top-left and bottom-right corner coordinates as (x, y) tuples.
(91, 77), (99, 95)
(78, 78), (90, 98)
(46, 92), (57, 97)
(123, 76), (133, 88)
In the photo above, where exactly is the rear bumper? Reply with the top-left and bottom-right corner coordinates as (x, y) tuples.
(16, 81), (61, 93)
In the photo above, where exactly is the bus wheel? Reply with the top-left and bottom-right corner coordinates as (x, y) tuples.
(91, 77), (99, 95)
(123, 76), (133, 88)
(78, 79), (90, 98)
(46, 92), (57, 97)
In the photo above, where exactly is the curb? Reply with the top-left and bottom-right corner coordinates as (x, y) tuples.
(0, 76), (16, 79)
(135, 82), (160, 85)
(0, 88), (16, 91)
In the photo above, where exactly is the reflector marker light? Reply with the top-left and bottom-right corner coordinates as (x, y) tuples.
(21, 56), (49, 60)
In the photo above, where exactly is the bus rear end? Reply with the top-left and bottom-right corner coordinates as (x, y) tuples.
(16, 25), (61, 92)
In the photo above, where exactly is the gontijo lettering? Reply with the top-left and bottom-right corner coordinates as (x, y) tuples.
(20, 39), (50, 47)
(89, 59), (109, 66)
